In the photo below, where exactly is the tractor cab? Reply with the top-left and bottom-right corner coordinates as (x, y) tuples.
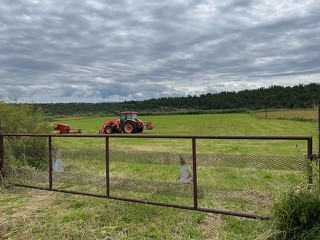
(120, 111), (138, 124)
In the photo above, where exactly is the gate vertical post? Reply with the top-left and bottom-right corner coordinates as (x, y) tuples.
(307, 137), (313, 185)
(192, 137), (198, 209)
(48, 136), (53, 190)
(0, 133), (4, 178)
(105, 137), (110, 197)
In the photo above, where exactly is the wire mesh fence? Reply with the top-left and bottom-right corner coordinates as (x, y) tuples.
(0, 133), (316, 219)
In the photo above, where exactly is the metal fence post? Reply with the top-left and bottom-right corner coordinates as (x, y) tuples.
(106, 136), (110, 197)
(0, 133), (3, 178)
(307, 137), (313, 185)
(48, 136), (53, 190)
(192, 137), (198, 209)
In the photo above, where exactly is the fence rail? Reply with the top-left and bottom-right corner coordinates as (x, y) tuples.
(0, 133), (316, 220)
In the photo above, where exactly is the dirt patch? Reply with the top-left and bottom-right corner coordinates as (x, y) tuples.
(197, 214), (224, 239)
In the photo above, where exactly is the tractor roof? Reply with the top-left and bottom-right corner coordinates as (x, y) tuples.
(120, 111), (138, 114)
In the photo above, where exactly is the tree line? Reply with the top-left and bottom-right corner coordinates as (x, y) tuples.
(34, 83), (320, 116)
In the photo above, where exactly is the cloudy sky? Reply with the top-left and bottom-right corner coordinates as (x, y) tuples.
(0, 0), (319, 103)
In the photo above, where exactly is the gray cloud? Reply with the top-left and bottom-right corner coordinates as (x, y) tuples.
(0, 0), (319, 103)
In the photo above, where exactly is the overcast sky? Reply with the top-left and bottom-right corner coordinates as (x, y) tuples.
(0, 0), (319, 103)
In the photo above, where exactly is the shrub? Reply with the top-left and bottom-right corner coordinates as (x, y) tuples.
(0, 102), (50, 133)
(0, 102), (51, 169)
(268, 183), (320, 240)
(6, 136), (48, 169)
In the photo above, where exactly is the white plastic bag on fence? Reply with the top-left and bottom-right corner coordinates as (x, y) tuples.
(177, 155), (193, 183)
(52, 149), (64, 173)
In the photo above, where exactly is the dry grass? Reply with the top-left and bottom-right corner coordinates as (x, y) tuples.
(253, 108), (318, 121)
(197, 214), (224, 240)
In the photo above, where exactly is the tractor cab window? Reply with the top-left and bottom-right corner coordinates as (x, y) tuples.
(131, 113), (138, 119)
(120, 114), (126, 121)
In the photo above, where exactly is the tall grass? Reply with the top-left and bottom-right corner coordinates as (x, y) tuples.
(260, 158), (320, 240)
(264, 184), (320, 239)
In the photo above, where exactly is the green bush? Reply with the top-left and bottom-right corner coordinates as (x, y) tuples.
(6, 136), (48, 169)
(0, 102), (50, 133)
(0, 102), (51, 169)
(268, 183), (320, 240)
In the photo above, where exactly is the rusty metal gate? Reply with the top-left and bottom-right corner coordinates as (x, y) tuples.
(0, 133), (316, 220)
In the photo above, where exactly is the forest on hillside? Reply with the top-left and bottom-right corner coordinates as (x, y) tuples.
(34, 83), (320, 116)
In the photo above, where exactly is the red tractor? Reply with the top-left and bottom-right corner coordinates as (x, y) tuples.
(99, 111), (153, 134)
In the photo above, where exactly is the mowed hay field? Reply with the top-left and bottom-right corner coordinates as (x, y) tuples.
(1, 111), (319, 240)
(59, 111), (318, 136)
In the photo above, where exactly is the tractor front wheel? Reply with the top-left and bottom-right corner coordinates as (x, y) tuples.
(104, 126), (114, 134)
(123, 122), (135, 133)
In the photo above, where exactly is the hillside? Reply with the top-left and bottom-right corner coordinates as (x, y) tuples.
(34, 83), (320, 116)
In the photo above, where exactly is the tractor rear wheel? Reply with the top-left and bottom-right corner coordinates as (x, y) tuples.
(123, 122), (135, 133)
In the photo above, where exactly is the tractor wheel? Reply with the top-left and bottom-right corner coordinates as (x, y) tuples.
(123, 122), (135, 134)
(104, 126), (114, 134)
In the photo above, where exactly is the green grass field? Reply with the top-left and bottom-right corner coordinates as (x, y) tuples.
(1, 111), (319, 239)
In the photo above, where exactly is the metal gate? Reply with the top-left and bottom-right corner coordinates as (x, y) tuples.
(0, 133), (316, 220)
